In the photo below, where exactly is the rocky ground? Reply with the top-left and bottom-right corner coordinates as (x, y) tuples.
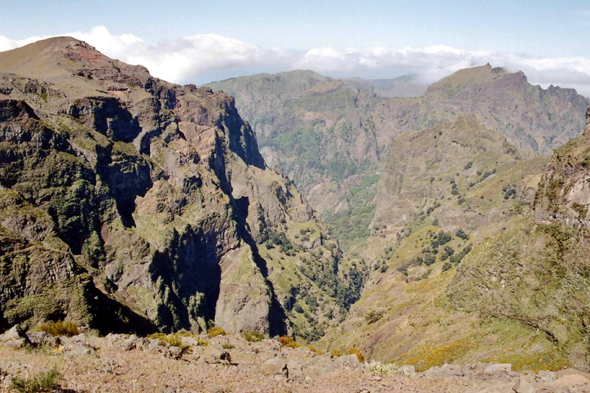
(0, 327), (589, 392)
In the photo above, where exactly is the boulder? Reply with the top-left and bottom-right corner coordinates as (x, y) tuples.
(424, 363), (463, 378)
(287, 360), (304, 381)
(262, 358), (288, 377)
(327, 354), (363, 372)
(399, 365), (416, 377)
(536, 370), (556, 385)
(168, 346), (183, 359)
(0, 325), (31, 348)
(512, 377), (534, 393)
(551, 374), (590, 389)
(484, 363), (512, 374)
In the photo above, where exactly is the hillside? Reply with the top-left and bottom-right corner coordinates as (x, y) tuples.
(208, 65), (588, 250)
(317, 107), (590, 372)
(0, 37), (362, 340)
(319, 118), (559, 369)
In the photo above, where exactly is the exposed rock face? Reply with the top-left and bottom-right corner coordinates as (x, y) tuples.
(0, 37), (356, 337)
(534, 108), (590, 228)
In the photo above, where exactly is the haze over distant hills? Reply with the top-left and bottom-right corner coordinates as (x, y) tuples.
(208, 65), (588, 251)
(368, 75), (429, 98)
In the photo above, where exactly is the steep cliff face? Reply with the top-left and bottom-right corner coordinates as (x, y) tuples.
(534, 108), (590, 228)
(0, 37), (358, 338)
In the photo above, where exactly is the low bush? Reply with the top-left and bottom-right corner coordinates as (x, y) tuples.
(242, 331), (264, 342)
(38, 321), (79, 337)
(222, 343), (235, 349)
(207, 326), (226, 337)
(11, 369), (61, 393)
(278, 335), (302, 349)
(147, 333), (184, 348)
(309, 345), (325, 355)
(347, 347), (365, 363)
(331, 349), (343, 358)
(367, 360), (398, 375)
(365, 310), (384, 324)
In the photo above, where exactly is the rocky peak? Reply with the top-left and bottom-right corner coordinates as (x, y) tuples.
(0, 39), (356, 339)
(534, 105), (590, 228)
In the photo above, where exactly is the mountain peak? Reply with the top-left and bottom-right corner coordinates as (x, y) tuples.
(0, 36), (152, 98)
(427, 64), (506, 92)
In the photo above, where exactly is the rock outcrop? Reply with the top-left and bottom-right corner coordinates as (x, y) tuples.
(0, 37), (359, 337)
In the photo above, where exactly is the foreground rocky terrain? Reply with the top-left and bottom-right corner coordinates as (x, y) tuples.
(1, 327), (590, 393)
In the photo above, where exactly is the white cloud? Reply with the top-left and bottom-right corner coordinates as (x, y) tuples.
(1, 26), (590, 96)
(70, 26), (292, 84)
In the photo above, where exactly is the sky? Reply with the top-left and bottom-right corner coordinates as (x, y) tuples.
(1, 0), (590, 94)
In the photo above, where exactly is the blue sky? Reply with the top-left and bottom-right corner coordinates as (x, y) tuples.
(1, 0), (590, 94)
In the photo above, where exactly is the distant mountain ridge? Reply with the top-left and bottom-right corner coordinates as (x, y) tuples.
(208, 65), (589, 252)
(368, 74), (429, 98)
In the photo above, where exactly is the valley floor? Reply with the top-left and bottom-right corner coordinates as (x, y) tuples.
(1, 332), (590, 392)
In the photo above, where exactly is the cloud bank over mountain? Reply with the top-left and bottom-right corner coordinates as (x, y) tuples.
(1, 25), (590, 96)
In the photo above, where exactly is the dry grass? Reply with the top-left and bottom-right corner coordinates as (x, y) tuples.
(241, 331), (264, 342)
(207, 327), (226, 337)
(347, 347), (365, 363)
(309, 346), (325, 355)
(367, 360), (398, 375)
(278, 336), (303, 349)
(147, 333), (184, 348)
(11, 369), (61, 393)
(38, 321), (79, 337)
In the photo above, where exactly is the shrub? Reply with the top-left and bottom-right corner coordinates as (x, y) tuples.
(285, 340), (302, 349)
(197, 338), (209, 347)
(347, 347), (365, 363)
(38, 321), (79, 337)
(309, 345), (326, 355)
(279, 335), (294, 346)
(242, 331), (265, 342)
(365, 310), (384, 324)
(464, 161), (473, 170)
(222, 343), (235, 349)
(367, 360), (398, 375)
(207, 326), (226, 337)
(147, 333), (184, 348)
(11, 369), (61, 393)
(456, 228), (469, 240)
(331, 349), (343, 358)
(424, 253), (436, 266)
